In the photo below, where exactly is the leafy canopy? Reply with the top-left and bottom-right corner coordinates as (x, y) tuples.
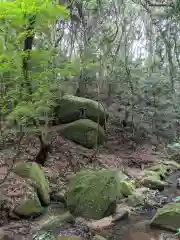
(0, 0), (70, 130)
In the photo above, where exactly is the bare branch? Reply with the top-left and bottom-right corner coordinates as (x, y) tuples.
(144, 0), (175, 7)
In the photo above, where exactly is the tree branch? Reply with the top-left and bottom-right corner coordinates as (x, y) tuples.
(145, 0), (175, 7)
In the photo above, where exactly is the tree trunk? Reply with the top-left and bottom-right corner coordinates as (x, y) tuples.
(22, 15), (51, 166)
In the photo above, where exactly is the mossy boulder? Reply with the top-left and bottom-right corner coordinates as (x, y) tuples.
(13, 162), (50, 206)
(58, 119), (106, 149)
(54, 95), (108, 126)
(151, 203), (180, 231)
(1, 172), (44, 219)
(66, 169), (131, 220)
(13, 194), (44, 218)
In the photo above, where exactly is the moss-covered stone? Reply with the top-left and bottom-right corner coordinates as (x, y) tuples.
(13, 194), (44, 218)
(58, 119), (106, 149)
(151, 203), (180, 231)
(148, 165), (170, 179)
(54, 95), (108, 126)
(127, 189), (146, 206)
(0, 171), (44, 220)
(140, 175), (165, 191)
(13, 162), (50, 206)
(162, 160), (180, 169)
(140, 165), (169, 191)
(119, 180), (135, 197)
(66, 169), (129, 220)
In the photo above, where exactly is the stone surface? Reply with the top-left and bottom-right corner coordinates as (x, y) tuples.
(66, 169), (130, 219)
(88, 216), (113, 231)
(54, 95), (108, 126)
(13, 194), (44, 218)
(0, 172), (44, 220)
(13, 162), (50, 206)
(112, 209), (129, 222)
(35, 212), (74, 232)
(58, 119), (106, 149)
(151, 203), (180, 231)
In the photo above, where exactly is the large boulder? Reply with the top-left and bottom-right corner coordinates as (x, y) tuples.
(66, 169), (134, 220)
(1, 172), (44, 219)
(58, 119), (106, 149)
(12, 162), (50, 206)
(151, 203), (180, 231)
(54, 95), (108, 126)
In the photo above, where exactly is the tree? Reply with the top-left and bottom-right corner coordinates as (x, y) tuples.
(0, 0), (70, 165)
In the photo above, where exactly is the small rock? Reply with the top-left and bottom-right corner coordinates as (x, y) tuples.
(51, 191), (66, 204)
(112, 209), (129, 222)
(34, 212), (74, 232)
(92, 235), (107, 240)
(88, 216), (113, 231)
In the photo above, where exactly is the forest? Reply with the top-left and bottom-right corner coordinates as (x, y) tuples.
(1, 0), (180, 240)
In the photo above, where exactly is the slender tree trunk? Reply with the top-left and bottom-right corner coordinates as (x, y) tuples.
(22, 15), (51, 166)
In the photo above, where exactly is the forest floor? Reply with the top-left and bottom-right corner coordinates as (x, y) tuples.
(0, 123), (163, 187)
(0, 122), (169, 240)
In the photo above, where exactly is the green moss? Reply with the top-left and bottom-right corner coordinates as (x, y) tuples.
(141, 175), (165, 191)
(151, 203), (180, 231)
(119, 180), (135, 197)
(128, 187), (153, 206)
(13, 162), (50, 206)
(66, 169), (127, 219)
(54, 95), (108, 126)
(13, 194), (44, 218)
(148, 165), (170, 179)
(58, 119), (106, 149)
(162, 160), (180, 169)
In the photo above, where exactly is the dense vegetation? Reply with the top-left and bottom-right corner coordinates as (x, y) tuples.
(2, 0), (180, 157)
(2, 1), (180, 239)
